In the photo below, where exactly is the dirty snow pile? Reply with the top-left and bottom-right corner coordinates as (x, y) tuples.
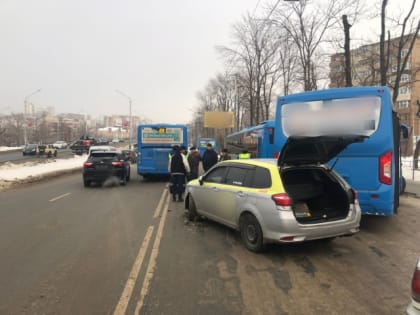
(0, 146), (21, 152)
(0, 155), (85, 181)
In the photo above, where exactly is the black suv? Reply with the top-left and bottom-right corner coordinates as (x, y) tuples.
(82, 151), (130, 187)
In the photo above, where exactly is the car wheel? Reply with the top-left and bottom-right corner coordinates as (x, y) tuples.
(22, 152), (25, 156)
(240, 213), (264, 252)
(54, 151), (57, 157)
(47, 152), (52, 158)
(187, 196), (198, 221)
(120, 175), (127, 186)
(83, 179), (90, 187)
(126, 170), (130, 182)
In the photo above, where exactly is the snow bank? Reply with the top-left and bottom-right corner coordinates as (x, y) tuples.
(0, 155), (85, 181)
(0, 146), (21, 152)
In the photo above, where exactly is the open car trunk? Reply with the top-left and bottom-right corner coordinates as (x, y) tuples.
(281, 167), (351, 224)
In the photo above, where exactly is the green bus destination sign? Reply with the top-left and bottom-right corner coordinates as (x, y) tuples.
(142, 127), (183, 144)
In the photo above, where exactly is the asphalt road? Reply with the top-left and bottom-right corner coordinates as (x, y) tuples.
(0, 169), (167, 315)
(0, 170), (419, 314)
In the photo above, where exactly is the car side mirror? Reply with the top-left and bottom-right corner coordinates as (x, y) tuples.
(199, 176), (204, 186)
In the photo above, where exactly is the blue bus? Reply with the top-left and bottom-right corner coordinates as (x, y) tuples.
(226, 121), (276, 158)
(198, 138), (218, 158)
(137, 124), (188, 178)
(274, 86), (403, 216)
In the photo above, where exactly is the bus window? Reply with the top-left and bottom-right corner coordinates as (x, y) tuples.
(226, 121), (275, 158)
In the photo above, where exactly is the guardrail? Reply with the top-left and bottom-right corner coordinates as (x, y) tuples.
(402, 158), (420, 181)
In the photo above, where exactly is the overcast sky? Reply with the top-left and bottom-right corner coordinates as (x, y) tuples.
(0, 0), (417, 124)
(0, 0), (258, 123)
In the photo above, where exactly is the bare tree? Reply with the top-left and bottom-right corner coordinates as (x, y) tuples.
(272, 0), (361, 91)
(342, 15), (353, 87)
(388, 1), (420, 103)
(218, 13), (283, 126)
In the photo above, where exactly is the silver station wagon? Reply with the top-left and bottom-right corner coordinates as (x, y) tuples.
(185, 136), (363, 252)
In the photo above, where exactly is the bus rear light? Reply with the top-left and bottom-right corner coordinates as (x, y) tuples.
(379, 151), (392, 185)
(351, 189), (358, 200)
(272, 193), (291, 206)
(411, 259), (420, 302)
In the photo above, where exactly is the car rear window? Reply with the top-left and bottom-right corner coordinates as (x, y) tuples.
(91, 152), (119, 159)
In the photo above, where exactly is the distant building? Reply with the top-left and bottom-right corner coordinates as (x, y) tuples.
(329, 34), (420, 155)
(24, 102), (35, 115)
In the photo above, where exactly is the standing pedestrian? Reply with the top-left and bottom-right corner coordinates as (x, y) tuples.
(187, 146), (200, 180)
(202, 143), (218, 172)
(168, 145), (190, 202)
(219, 148), (231, 162)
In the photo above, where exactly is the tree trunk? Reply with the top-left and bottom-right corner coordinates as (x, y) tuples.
(380, 0), (388, 86)
(342, 15), (352, 87)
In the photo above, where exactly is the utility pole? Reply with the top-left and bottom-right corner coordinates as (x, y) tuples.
(115, 90), (133, 149)
(24, 88), (41, 145)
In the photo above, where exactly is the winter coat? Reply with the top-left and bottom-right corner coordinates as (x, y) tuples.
(202, 149), (218, 172)
(169, 152), (190, 175)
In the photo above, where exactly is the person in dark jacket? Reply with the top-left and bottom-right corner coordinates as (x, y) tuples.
(202, 143), (218, 172)
(187, 146), (200, 180)
(168, 145), (190, 202)
(219, 148), (231, 162)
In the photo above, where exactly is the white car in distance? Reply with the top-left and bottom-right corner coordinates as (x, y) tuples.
(53, 141), (68, 149)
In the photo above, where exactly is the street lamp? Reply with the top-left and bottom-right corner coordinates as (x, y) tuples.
(23, 88), (41, 145)
(115, 89), (133, 149)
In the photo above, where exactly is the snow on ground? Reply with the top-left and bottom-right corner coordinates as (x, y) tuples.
(0, 146), (21, 152)
(0, 155), (85, 181)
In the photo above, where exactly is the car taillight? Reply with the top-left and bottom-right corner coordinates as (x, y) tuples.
(83, 162), (93, 168)
(272, 193), (291, 206)
(379, 150), (392, 185)
(112, 161), (124, 167)
(412, 259), (420, 302)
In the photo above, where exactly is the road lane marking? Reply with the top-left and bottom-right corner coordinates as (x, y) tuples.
(153, 188), (168, 219)
(135, 192), (170, 315)
(113, 226), (155, 315)
(49, 192), (71, 202)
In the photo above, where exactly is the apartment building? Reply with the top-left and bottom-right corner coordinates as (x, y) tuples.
(329, 34), (420, 155)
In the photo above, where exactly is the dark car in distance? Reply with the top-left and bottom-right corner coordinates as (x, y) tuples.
(82, 150), (130, 187)
(22, 144), (38, 156)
